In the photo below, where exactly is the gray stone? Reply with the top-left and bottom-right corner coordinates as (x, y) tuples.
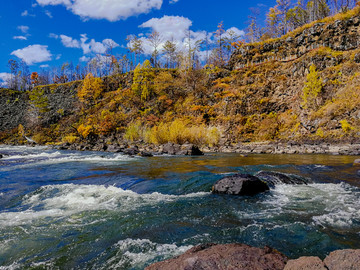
(284, 256), (327, 270)
(324, 249), (360, 270)
(353, 159), (360, 166)
(212, 174), (269, 196)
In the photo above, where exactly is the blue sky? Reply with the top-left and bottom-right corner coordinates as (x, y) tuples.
(0, 0), (275, 84)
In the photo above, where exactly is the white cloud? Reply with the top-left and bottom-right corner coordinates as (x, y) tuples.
(60, 34), (81, 48)
(140, 15), (192, 41)
(36, 0), (163, 21)
(40, 64), (50, 68)
(13, 36), (27, 40)
(79, 56), (90, 62)
(225, 27), (245, 38)
(49, 33), (59, 39)
(21, 10), (35, 17)
(169, 0), (179, 3)
(45, 10), (53, 18)
(137, 15), (208, 55)
(11, 45), (52, 65)
(51, 33), (119, 54)
(0, 73), (12, 87)
(17, 25), (29, 34)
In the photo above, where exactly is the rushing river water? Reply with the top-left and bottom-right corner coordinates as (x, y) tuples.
(0, 145), (360, 269)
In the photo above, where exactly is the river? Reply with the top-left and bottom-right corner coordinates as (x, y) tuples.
(0, 145), (359, 269)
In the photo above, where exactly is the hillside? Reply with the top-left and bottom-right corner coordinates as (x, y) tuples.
(1, 9), (360, 151)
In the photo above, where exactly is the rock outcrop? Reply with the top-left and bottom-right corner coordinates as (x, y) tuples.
(212, 174), (270, 196)
(229, 15), (360, 70)
(145, 243), (288, 270)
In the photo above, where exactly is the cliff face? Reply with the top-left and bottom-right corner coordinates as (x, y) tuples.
(229, 11), (360, 70)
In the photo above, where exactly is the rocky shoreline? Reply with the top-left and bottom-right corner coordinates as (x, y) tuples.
(53, 141), (360, 156)
(2, 141), (360, 156)
(145, 243), (360, 270)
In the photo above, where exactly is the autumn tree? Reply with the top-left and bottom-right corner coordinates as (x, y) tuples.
(214, 21), (226, 66)
(302, 64), (323, 109)
(132, 60), (155, 101)
(163, 39), (177, 68)
(128, 35), (144, 67)
(148, 31), (162, 68)
(77, 73), (104, 105)
(7, 59), (19, 90)
(31, 72), (39, 86)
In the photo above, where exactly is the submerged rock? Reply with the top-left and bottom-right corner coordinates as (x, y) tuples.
(284, 256), (327, 270)
(353, 159), (360, 166)
(145, 243), (288, 270)
(255, 171), (310, 187)
(212, 174), (269, 196)
(324, 249), (360, 270)
(140, 151), (153, 157)
(123, 146), (140, 156)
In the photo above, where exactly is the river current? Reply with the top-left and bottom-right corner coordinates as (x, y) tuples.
(0, 145), (359, 269)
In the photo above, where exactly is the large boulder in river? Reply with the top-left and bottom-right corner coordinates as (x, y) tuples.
(0, 154), (3, 159)
(255, 171), (310, 188)
(324, 249), (360, 270)
(145, 243), (288, 270)
(212, 174), (269, 196)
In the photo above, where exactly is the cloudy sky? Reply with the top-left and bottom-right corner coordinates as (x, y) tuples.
(0, 0), (275, 83)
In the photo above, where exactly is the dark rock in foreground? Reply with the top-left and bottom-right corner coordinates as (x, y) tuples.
(324, 249), (360, 270)
(255, 171), (310, 188)
(212, 174), (269, 196)
(0, 154), (3, 159)
(145, 243), (288, 270)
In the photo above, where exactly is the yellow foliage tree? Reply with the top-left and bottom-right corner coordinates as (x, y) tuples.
(131, 60), (155, 101)
(77, 73), (104, 105)
(302, 64), (323, 109)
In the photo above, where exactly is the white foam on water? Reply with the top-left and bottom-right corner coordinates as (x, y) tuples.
(98, 238), (193, 269)
(0, 262), (21, 270)
(2, 151), (63, 160)
(0, 184), (209, 227)
(0, 151), (134, 172)
(260, 183), (360, 229)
